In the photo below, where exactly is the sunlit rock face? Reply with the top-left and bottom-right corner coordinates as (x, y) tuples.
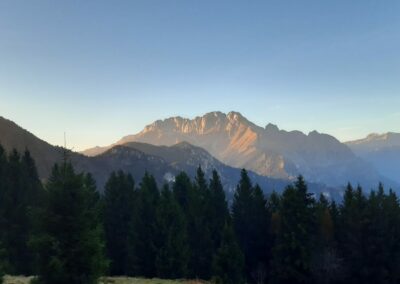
(82, 111), (385, 188)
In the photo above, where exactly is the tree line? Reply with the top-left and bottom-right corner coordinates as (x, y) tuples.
(0, 145), (400, 284)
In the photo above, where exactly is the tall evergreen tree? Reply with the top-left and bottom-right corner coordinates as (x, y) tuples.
(0, 145), (8, 281)
(208, 170), (229, 250)
(232, 169), (271, 283)
(337, 183), (367, 283)
(155, 184), (189, 279)
(311, 194), (342, 284)
(270, 176), (315, 284)
(0, 149), (44, 275)
(187, 166), (214, 279)
(173, 171), (193, 211)
(103, 171), (136, 276)
(212, 222), (245, 284)
(31, 162), (107, 284)
(130, 172), (159, 277)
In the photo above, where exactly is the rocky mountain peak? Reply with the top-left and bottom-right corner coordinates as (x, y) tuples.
(265, 123), (279, 133)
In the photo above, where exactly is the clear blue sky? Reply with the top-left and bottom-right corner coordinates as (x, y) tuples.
(1, 0), (399, 150)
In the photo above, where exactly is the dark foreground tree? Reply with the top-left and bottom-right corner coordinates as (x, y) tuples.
(0, 149), (44, 275)
(130, 172), (160, 277)
(31, 161), (107, 284)
(212, 222), (244, 284)
(270, 176), (315, 284)
(232, 169), (271, 282)
(103, 171), (136, 276)
(155, 184), (189, 278)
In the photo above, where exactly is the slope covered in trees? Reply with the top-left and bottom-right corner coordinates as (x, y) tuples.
(0, 144), (399, 283)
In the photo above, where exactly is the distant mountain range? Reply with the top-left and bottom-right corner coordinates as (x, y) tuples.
(1, 112), (398, 198)
(0, 116), (297, 197)
(83, 111), (394, 190)
(346, 133), (400, 184)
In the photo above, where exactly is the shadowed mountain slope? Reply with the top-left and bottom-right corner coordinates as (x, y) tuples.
(83, 111), (388, 189)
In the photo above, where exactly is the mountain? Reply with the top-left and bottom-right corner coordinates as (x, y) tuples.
(0, 116), (65, 178)
(0, 116), (300, 196)
(346, 133), (400, 184)
(87, 142), (296, 197)
(83, 111), (386, 189)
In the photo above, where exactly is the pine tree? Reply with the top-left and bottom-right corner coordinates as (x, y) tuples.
(0, 145), (8, 281)
(337, 183), (367, 283)
(251, 184), (271, 283)
(270, 176), (315, 284)
(208, 170), (229, 251)
(311, 194), (342, 284)
(188, 166), (214, 279)
(155, 184), (189, 279)
(212, 222), (244, 284)
(0, 149), (44, 275)
(232, 169), (271, 282)
(232, 169), (254, 278)
(103, 171), (136, 276)
(173, 171), (193, 211)
(130, 172), (159, 277)
(31, 162), (107, 284)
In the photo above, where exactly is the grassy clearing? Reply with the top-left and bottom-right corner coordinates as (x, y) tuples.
(99, 277), (207, 284)
(3, 276), (208, 284)
(3, 275), (34, 284)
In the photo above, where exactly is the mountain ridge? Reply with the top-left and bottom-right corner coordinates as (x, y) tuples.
(82, 111), (387, 189)
(0, 115), (303, 197)
(346, 132), (400, 184)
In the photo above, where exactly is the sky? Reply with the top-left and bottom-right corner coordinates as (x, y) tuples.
(0, 0), (399, 151)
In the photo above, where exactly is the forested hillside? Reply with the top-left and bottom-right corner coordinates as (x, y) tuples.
(1, 145), (399, 283)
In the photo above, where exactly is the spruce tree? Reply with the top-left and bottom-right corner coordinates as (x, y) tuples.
(0, 149), (44, 275)
(31, 162), (107, 284)
(270, 176), (315, 284)
(173, 171), (193, 211)
(188, 166), (214, 279)
(155, 184), (189, 279)
(0, 145), (8, 281)
(103, 171), (136, 276)
(232, 169), (271, 282)
(208, 170), (229, 251)
(337, 183), (367, 283)
(212, 222), (244, 284)
(311, 194), (342, 284)
(130, 172), (159, 277)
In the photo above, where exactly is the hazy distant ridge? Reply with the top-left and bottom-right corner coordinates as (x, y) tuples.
(83, 111), (387, 189)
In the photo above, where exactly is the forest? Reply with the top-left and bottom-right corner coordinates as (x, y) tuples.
(0, 145), (400, 284)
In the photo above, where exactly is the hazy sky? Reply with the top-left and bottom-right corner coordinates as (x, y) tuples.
(1, 0), (399, 150)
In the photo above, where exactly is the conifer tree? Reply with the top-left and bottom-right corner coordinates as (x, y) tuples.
(208, 170), (229, 250)
(270, 176), (315, 284)
(0, 145), (8, 281)
(32, 162), (107, 284)
(232, 169), (254, 273)
(130, 172), (159, 277)
(0, 149), (44, 275)
(155, 184), (189, 279)
(173, 171), (193, 211)
(311, 194), (342, 284)
(232, 169), (271, 282)
(103, 171), (136, 276)
(337, 183), (367, 283)
(212, 222), (244, 284)
(188, 166), (214, 279)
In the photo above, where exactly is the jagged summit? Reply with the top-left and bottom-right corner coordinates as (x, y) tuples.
(265, 123), (279, 132)
(80, 111), (384, 188)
